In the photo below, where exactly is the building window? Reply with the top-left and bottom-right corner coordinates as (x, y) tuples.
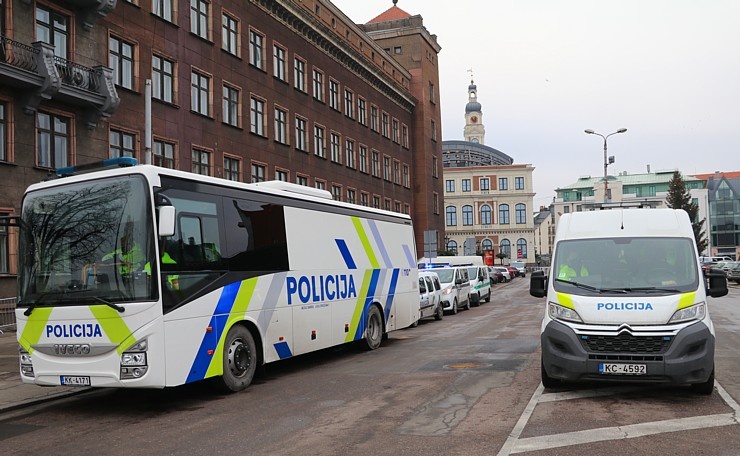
(152, 55), (175, 103)
(516, 239), (527, 259)
(192, 148), (210, 175)
(392, 119), (399, 143)
(223, 156), (240, 181)
(312, 69), (324, 102)
(432, 155), (438, 178)
(446, 206), (457, 226)
(315, 180), (326, 191)
(358, 98), (367, 126)
(393, 160), (400, 185)
(401, 124), (409, 148)
(36, 5), (69, 58)
(314, 125), (325, 158)
(515, 203), (527, 224)
(330, 132), (341, 163)
(251, 163), (266, 182)
(431, 119), (437, 141)
(345, 139), (355, 169)
(384, 199), (391, 211)
(359, 145), (367, 174)
(499, 177), (508, 190)
(296, 175), (308, 186)
(500, 239), (511, 259)
(153, 139), (175, 168)
(446, 179), (455, 193)
(462, 179), (471, 192)
(109, 36), (135, 90)
(273, 45), (287, 81)
(191, 71), (210, 116)
(331, 185), (342, 201)
(329, 80), (339, 110)
(373, 195), (380, 209)
(275, 169), (288, 181)
(110, 129), (136, 158)
(274, 107), (288, 144)
(0, 103), (6, 162)
(515, 177), (525, 190)
(37, 112), (69, 168)
(222, 13), (239, 56)
(499, 204), (510, 224)
(0, 210), (7, 274)
(190, 0), (209, 39)
(360, 192), (369, 207)
(371, 150), (380, 177)
(403, 164), (410, 188)
(383, 156), (391, 181)
(249, 30), (264, 69)
(222, 84), (240, 127)
(347, 189), (356, 205)
(481, 205), (492, 225)
(344, 89), (354, 118)
(381, 112), (389, 138)
(462, 205), (473, 226)
(481, 239), (493, 252)
(480, 178), (490, 192)
(294, 57), (306, 92)
(433, 193), (439, 215)
(250, 96), (265, 136)
(370, 105), (378, 132)
(429, 81), (435, 103)
(295, 116), (307, 152)
(152, 0), (174, 22)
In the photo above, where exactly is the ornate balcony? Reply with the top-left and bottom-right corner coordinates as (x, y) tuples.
(19, 0), (117, 30)
(0, 37), (119, 128)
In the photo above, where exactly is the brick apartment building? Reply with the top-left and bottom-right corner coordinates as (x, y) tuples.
(0, 0), (445, 297)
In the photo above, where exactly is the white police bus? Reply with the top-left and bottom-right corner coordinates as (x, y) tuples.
(15, 158), (418, 392)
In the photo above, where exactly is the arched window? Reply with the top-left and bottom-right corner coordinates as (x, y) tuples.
(480, 204), (492, 225)
(515, 203), (527, 224)
(462, 205), (473, 226)
(446, 206), (457, 226)
(481, 239), (493, 252)
(447, 240), (458, 253)
(516, 238), (527, 259)
(500, 239), (511, 259)
(499, 204), (510, 224)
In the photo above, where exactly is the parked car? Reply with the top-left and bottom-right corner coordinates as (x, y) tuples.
(417, 271), (444, 323)
(433, 266), (471, 314)
(492, 266), (511, 283)
(510, 261), (527, 277)
(466, 266), (491, 306)
(488, 266), (504, 284)
(727, 262), (740, 284)
(505, 266), (518, 279)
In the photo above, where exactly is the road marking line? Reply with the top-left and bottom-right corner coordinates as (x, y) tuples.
(496, 384), (542, 456)
(716, 382), (740, 420)
(539, 386), (644, 403)
(510, 413), (737, 453)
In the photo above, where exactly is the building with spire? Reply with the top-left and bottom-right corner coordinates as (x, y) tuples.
(441, 79), (536, 265)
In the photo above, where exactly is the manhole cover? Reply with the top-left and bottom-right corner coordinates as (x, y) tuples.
(445, 362), (489, 369)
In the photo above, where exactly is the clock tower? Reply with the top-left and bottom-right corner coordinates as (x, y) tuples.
(463, 78), (485, 144)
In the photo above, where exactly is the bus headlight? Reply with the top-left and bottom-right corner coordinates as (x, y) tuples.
(548, 302), (583, 323)
(19, 346), (34, 377)
(120, 339), (149, 379)
(669, 303), (706, 324)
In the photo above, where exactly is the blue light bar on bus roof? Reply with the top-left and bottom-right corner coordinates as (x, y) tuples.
(56, 157), (138, 177)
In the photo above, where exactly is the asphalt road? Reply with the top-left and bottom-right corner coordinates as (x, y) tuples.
(1, 279), (739, 455)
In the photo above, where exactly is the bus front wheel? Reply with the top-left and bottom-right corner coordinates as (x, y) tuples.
(215, 324), (257, 393)
(363, 305), (383, 350)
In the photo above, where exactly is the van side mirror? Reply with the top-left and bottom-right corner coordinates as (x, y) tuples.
(157, 205), (176, 237)
(706, 268), (728, 298)
(530, 270), (547, 298)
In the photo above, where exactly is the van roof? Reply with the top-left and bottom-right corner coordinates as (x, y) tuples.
(556, 208), (694, 241)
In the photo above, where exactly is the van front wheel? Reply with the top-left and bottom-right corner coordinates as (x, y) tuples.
(541, 360), (560, 389)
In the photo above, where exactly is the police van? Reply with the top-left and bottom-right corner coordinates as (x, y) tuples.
(529, 208), (728, 394)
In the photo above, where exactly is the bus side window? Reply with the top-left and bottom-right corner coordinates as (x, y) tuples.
(225, 198), (289, 272)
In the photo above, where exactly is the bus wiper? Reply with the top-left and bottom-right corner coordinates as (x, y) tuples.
(92, 296), (125, 313)
(22, 292), (53, 316)
(622, 287), (683, 293)
(554, 278), (621, 293)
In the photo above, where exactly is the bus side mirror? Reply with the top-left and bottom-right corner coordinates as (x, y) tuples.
(157, 206), (176, 237)
(530, 270), (547, 298)
(706, 268), (728, 298)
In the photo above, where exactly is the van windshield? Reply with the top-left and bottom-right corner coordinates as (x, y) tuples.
(435, 269), (455, 283)
(553, 237), (699, 295)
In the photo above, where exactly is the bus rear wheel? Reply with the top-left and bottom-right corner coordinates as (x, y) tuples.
(363, 305), (383, 350)
(215, 324), (257, 393)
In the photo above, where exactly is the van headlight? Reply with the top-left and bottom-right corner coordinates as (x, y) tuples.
(19, 346), (34, 377)
(669, 303), (706, 324)
(548, 302), (583, 323)
(121, 339), (149, 379)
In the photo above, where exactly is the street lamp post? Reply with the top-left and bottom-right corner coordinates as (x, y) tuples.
(584, 128), (627, 203)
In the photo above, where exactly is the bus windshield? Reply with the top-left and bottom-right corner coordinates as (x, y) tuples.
(18, 175), (155, 308)
(552, 237), (699, 295)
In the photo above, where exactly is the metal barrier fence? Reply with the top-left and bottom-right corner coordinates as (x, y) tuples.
(0, 297), (16, 334)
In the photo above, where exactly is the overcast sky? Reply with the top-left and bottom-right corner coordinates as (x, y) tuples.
(331, 0), (740, 209)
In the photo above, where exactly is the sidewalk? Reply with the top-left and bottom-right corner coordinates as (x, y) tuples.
(0, 331), (83, 413)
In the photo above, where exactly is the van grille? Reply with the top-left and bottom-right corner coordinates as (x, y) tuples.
(580, 333), (672, 354)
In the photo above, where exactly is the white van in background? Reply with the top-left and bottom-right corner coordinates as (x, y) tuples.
(433, 267), (471, 315)
(530, 208), (728, 394)
(466, 265), (491, 305)
(418, 271), (444, 322)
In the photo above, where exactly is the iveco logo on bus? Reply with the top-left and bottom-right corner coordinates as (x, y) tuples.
(53, 344), (92, 355)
